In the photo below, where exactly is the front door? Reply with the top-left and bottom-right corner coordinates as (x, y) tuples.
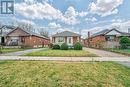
(67, 37), (73, 46)
(1, 37), (5, 45)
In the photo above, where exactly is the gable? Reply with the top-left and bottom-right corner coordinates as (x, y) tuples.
(106, 30), (121, 36)
(7, 28), (30, 36)
(52, 31), (80, 37)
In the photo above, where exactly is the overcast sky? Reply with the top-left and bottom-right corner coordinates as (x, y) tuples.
(0, 0), (130, 38)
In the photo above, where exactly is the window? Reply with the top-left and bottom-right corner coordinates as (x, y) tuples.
(21, 38), (25, 43)
(69, 38), (71, 43)
(10, 37), (19, 46)
(106, 36), (115, 41)
(57, 37), (64, 43)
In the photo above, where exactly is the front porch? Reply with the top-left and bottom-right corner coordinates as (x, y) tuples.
(0, 36), (26, 47)
(52, 36), (80, 46)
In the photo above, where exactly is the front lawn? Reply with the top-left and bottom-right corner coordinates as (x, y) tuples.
(0, 61), (130, 87)
(113, 49), (130, 54)
(0, 48), (28, 53)
(25, 50), (97, 57)
(105, 48), (130, 56)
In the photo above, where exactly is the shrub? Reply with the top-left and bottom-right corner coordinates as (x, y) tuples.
(61, 43), (68, 50)
(120, 37), (130, 49)
(52, 44), (60, 49)
(74, 42), (83, 50)
(49, 43), (53, 48)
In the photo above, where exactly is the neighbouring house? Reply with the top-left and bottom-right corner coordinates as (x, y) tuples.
(0, 27), (50, 48)
(52, 31), (81, 46)
(84, 28), (130, 48)
(0, 25), (15, 45)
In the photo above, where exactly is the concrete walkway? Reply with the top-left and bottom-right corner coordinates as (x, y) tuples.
(117, 61), (130, 68)
(0, 56), (130, 62)
(0, 48), (47, 56)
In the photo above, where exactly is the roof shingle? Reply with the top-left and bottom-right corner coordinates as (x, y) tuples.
(52, 31), (81, 37)
(91, 28), (130, 37)
(7, 27), (49, 39)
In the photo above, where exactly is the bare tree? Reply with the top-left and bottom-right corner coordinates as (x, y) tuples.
(0, 22), (3, 53)
(15, 21), (35, 33)
(38, 28), (49, 37)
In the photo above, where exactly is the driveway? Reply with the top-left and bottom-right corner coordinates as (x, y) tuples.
(83, 48), (126, 57)
(84, 47), (130, 68)
(0, 48), (47, 56)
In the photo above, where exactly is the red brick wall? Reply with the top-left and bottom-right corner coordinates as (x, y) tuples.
(6, 28), (50, 48)
(85, 35), (106, 47)
(24, 36), (50, 48)
(73, 36), (81, 45)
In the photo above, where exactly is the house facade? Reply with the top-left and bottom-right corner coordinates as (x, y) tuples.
(52, 31), (81, 46)
(0, 27), (50, 48)
(84, 29), (130, 48)
(0, 25), (15, 46)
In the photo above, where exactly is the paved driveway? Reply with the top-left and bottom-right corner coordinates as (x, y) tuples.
(83, 48), (126, 57)
(83, 47), (130, 68)
(0, 48), (47, 56)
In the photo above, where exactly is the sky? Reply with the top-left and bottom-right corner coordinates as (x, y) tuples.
(0, 0), (130, 38)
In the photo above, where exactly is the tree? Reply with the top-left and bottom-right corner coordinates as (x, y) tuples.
(38, 28), (49, 37)
(15, 21), (35, 33)
(0, 23), (4, 53)
(120, 37), (130, 49)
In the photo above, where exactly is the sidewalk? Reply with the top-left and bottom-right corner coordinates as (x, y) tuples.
(0, 56), (130, 62)
(0, 48), (130, 68)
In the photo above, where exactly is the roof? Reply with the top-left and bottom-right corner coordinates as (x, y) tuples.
(92, 29), (109, 37)
(52, 31), (81, 37)
(7, 27), (49, 39)
(91, 28), (130, 38)
(0, 25), (15, 36)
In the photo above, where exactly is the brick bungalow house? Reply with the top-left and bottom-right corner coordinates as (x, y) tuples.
(0, 27), (50, 48)
(84, 28), (130, 48)
(52, 31), (81, 46)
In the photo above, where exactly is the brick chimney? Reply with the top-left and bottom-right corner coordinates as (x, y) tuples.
(88, 31), (90, 38)
(128, 28), (130, 33)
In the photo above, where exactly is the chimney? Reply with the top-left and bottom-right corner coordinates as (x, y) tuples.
(128, 28), (130, 33)
(88, 31), (90, 38)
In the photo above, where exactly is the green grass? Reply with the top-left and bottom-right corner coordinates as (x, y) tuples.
(0, 48), (28, 53)
(105, 48), (130, 56)
(0, 61), (130, 87)
(113, 49), (130, 54)
(25, 50), (97, 57)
